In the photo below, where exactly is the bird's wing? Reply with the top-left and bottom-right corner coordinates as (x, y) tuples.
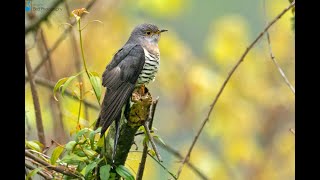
(99, 44), (145, 135)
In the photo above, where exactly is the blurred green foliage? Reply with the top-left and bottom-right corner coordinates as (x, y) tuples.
(25, 0), (295, 179)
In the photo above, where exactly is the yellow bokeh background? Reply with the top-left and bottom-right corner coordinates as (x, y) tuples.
(25, 0), (295, 179)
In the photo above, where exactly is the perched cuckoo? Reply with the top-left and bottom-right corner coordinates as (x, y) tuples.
(95, 23), (167, 162)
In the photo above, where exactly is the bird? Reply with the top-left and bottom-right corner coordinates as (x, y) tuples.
(95, 23), (167, 162)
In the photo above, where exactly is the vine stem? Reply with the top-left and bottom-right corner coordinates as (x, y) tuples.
(77, 18), (101, 106)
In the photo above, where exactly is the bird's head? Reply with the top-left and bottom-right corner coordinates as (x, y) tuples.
(128, 23), (168, 45)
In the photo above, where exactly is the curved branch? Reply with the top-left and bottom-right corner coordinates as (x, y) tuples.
(176, 1), (296, 178)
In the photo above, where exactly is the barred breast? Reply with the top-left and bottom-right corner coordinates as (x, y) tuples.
(136, 48), (160, 85)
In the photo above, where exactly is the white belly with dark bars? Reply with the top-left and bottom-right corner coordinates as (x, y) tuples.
(136, 48), (160, 85)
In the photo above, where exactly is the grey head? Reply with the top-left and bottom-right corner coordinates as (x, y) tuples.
(127, 23), (168, 45)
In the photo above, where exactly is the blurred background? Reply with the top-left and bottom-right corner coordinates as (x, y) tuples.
(25, 0), (295, 179)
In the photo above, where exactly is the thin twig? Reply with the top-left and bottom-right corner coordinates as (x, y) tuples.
(155, 140), (209, 180)
(143, 122), (162, 162)
(25, 0), (65, 35)
(290, 128), (295, 135)
(25, 75), (99, 110)
(176, 2), (295, 178)
(25, 48), (46, 146)
(38, 28), (68, 143)
(263, 0), (295, 94)
(25, 163), (53, 179)
(136, 98), (159, 180)
(25, 0), (97, 81)
(64, 1), (90, 120)
(147, 152), (177, 180)
(25, 150), (82, 178)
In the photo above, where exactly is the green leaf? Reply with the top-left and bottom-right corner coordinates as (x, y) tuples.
(96, 134), (105, 148)
(149, 149), (156, 157)
(65, 141), (77, 151)
(75, 128), (90, 142)
(53, 77), (68, 101)
(109, 172), (116, 180)
(74, 149), (87, 157)
(89, 127), (101, 149)
(61, 153), (87, 165)
(61, 76), (77, 98)
(142, 136), (149, 147)
(138, 126), (145, 133)
(61, 71), (84, 98)
(153, 135), (166, 145)
(50, 146), (64, 165)
(89, 72), (102, 102)
(83, 148), (98, 157)
(25, 140), (42, 152)
(77, 161), (87, 172)
(115, 165), (135, 180)
(81, 161), (97, 177)
(26, 167), (43, 179)
(99, 165), (111, 180)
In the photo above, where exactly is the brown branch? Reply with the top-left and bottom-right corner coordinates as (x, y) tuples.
(136, 98), (159, 180)
(143, 121), (162, 162)
(25, 0), (65, 35)
(175, 1), (296, 178)
(38, 28), (68, 144)
(25, 163), (53, 179)
(263, 0), (295, 94)
(25, 0), (98, 82)
(25, 48), (46, 146)
(25, 75), (99, 111)
(25, 150), (82, 178)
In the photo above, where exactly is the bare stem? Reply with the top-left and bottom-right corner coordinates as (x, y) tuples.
(25, 48), (46, 146)
(175, 2), (295, 178)
(136, 99), (159, 180)
(263, 0), (295, 94)
(64, 1), (90, 121)
(77, 83), (83, 127)
(77, 18), (101, 106)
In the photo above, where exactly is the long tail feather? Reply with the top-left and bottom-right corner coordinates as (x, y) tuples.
(99, 82), (134, 136)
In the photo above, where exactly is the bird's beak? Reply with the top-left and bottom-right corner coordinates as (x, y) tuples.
(159, 29), (168, 33)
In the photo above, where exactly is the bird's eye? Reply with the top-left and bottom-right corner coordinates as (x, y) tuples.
(146, 31), (151, 35)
